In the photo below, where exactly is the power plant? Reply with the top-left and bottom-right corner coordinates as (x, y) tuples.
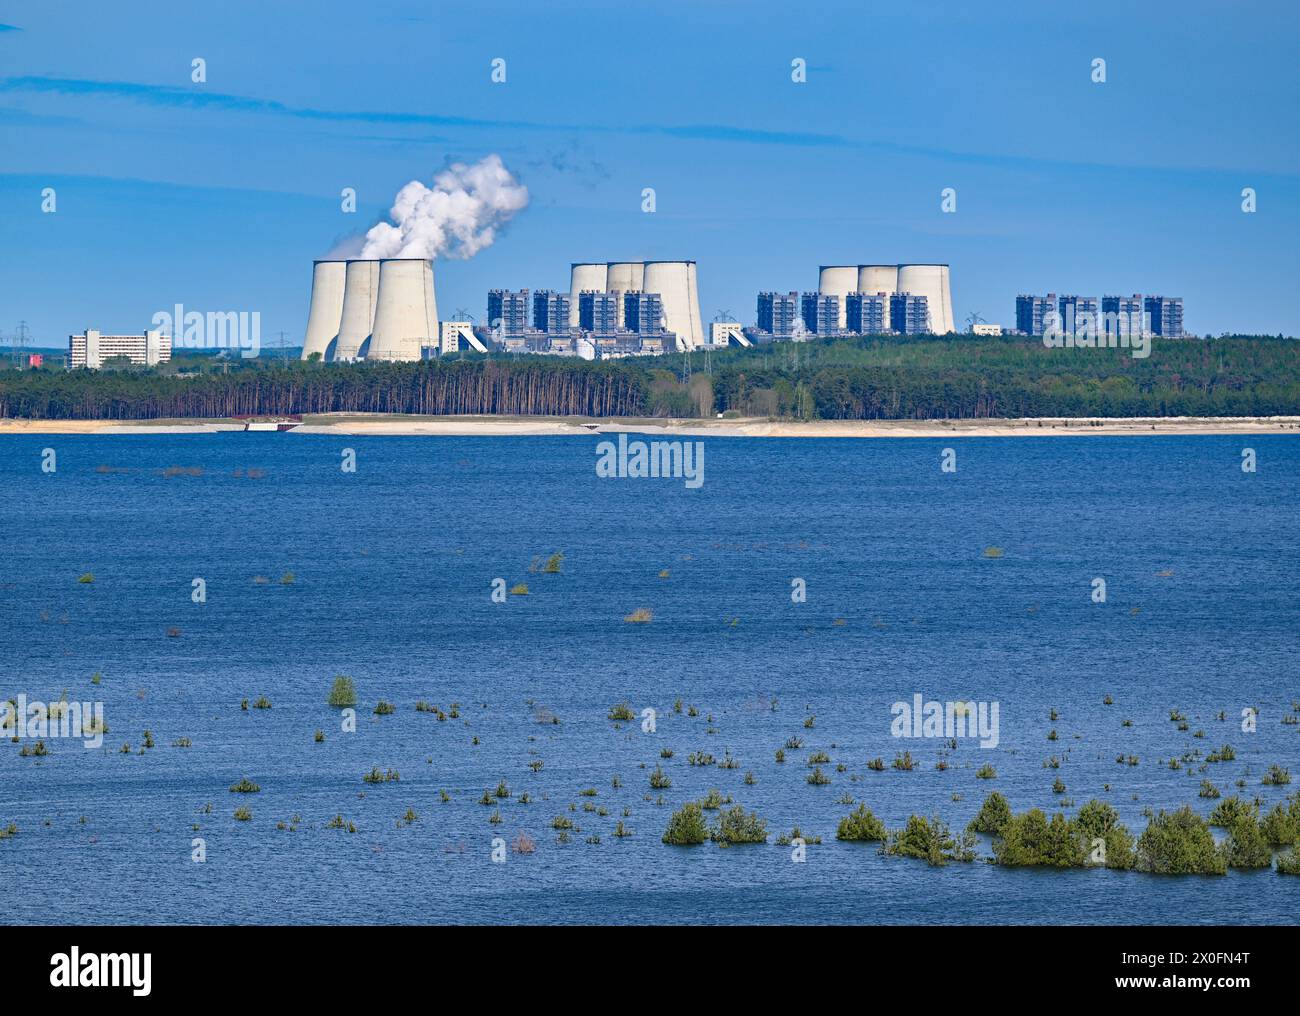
(302, 258), (438, 362)
(301, 253), (956, 362)
(817, 263), (954, 335)
(565, 260), (705, 350)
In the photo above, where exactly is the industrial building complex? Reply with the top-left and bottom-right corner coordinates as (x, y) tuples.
(54, 257), (1193, 371)
(1015, 293), (1184, 339)
(752, 263), (955, 341)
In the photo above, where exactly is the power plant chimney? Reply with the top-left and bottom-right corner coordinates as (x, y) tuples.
(301, 260), (347, 361)
(367, 259), (438, 362)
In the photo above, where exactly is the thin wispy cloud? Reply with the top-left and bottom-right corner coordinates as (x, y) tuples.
(0, 24), (22, 32)
(0, 75), (850, 148)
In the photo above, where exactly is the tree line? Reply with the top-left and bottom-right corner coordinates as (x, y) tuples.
(2, 334), (1297, 421)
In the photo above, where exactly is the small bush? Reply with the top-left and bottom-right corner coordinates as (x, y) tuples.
(662, 802), (709, 846)
(836, 804), (887, 842)
(229, 778), (261, 793)
(1208, 796), (1256, 827)
(1135, 806), (1227, 875)
(1224, 815), (1273, 869)
(886, 815), (973, 866)
(327, 676), (357, 708)
(711, 805), (768, 845)
(968, 792), (1012, 836)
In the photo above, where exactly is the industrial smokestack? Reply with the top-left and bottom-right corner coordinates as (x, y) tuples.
(334, 260), (381, 360)
(301, 260), (347, 361)
(818, 266), (857, 330)
(642, 260), (704, 350)
(367, 259), (438, 362)
(569, 262), (608, 328)
(896, 264), (954, 334)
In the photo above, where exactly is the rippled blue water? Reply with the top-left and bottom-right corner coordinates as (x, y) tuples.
(1, 432), (1297, 924)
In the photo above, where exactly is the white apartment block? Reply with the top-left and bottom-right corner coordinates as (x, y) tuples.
(69, 329), (171, 370)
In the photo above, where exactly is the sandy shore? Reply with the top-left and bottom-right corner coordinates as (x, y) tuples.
(3, 414), (1300, 437)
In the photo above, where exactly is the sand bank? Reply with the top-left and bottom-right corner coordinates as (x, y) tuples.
(3, 415), (1298, 437)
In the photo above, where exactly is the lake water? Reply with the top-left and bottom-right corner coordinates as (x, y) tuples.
(1, 432), (1297, 924)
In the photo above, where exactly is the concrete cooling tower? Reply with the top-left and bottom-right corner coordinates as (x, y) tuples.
(856, 265), (899, 298)
(818, 266), (858, 330)
(642, 260), (704, 349)
(605, 262), (644, 294)
(896, 264), (954, 334)
(334, 260), (381, 360)
(367, 259), (438, 362)
(301, 260), (347, 361)
(606, 262), (645, 326)
(569, 262), (609, 327)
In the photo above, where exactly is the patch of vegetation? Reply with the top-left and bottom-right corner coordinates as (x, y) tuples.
(710, 805), (769, 845)
(1262, 765), (1291, 786)
(608, 702), (635, 722)
(836, 804), (888, 842)
(968, 792), (1013, 836)
(885, 815), (974, 867)
(1224, 815), (1273, 870)
(327, 676), (357, 708)
(229, 778), (261, 793)
(662, 802), (709, 846)
(1135, 806), (1227, 875)
(1208, 796), (1256, 827)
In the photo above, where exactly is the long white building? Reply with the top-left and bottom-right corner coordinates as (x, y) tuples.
(69, 329), (171, 370)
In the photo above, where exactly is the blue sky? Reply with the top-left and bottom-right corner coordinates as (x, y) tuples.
(1, 0), (1297, 346)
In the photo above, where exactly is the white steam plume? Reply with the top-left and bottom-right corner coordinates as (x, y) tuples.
(356, 154), (529, 261)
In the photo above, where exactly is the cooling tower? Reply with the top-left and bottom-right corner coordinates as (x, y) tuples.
(569, 263), (609, 327)
(366, 259), (438, 362)
(857, 264), (900, 298)
(896, 264), (954, 334)
(334, 260), (381, 360)
(301, 260), (346, 361)
(818, 266), (858, 330)
(642, 260), (704, 350)
(606, 262), (645, 327)
(606, 261), (644, 294)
